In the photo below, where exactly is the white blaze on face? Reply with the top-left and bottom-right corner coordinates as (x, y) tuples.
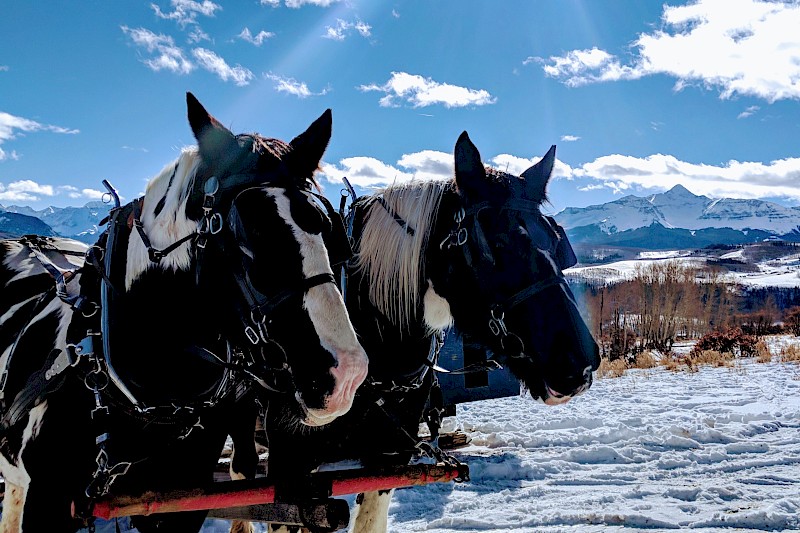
(272, 190), (368, 426)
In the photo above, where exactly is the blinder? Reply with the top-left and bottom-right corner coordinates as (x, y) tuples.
(440, 201), (580, 360)
(544, 216), (577, 270)
(309, 191), (354, 270)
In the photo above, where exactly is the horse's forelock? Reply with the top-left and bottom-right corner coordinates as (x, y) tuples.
(353, 180), (446, 331)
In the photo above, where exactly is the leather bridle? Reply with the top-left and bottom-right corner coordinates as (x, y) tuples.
(439, 199), (578, 360)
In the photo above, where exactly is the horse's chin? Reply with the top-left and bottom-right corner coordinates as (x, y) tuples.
(294, 391), (352, 428)
(527, 381), (584, 406)
(300, 409), (340, 427)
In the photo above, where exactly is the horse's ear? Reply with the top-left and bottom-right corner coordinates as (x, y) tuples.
(287, 109), (332, 178)
(186, 92), (237, 164)
(454, 131), (488, 200)
(520, 145), (556, 203)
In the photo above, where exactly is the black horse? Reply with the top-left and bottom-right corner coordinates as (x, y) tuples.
(243, 131), (599, 533)
(0, 93), (367, 532)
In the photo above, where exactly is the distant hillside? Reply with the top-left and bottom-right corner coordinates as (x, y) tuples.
(0, 210), (56, 238)
(566, 221), (781, 251)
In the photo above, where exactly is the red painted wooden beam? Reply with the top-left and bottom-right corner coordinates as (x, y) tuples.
(90, 463), (468, 520)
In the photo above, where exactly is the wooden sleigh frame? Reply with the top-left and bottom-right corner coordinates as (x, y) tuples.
(86, 463), (469, 532)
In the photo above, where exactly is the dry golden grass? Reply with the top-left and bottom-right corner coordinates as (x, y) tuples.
(596, 336), (800, 379)
(597, 358), (627, 378)
(661, 357), (683, 372)
(755, 340), (772, 363)
(780, 344), (800, 363)
(632, 351), (658, 369)
(661, 355), (697, 373)
(690, 349), (734, 367)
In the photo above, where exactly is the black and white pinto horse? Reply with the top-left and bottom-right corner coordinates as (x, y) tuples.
(246, 131), (600, 533)
(0, 92), (367, 532)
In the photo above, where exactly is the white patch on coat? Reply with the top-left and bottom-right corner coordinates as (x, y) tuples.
(350, 489), (393, 533)
(422, 281), (453, 333)
(0, 402), (48, 533)
(0, 401), (48, 489)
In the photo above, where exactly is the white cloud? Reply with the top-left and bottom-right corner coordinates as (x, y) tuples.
(322, 149), (578, 190)
(192, 48), (254, 86)
(359, 72), (496, 108)
(569, 152), (800, 202)
(78, 188), (107, 201)
(122, 26), (194, 74)
(396, 151), (453, 181)
(490, 153), (574, 180)
(309, 142), (800, 204)
(122, 27), (254, 85)
(531, 0), (800, 103)
(0, 181), (107, 203)
(151, 0), (221, 28)
(0, 66), (8, 72)
(0, 112), (78, 161)
(320, 157), (413, 188)
(320, 150), (454, 188)
(188, 28), (210, 43)
(738, 105), (760, 119)
(238, 27), (275, 46)
(323, 19), (371, 41)
(561, 135), (581, 142)
(0, 180), (56, 202)
(285, 0), (342, 7)
(260, 0), (280, 6)
(263, 72), (328, 98)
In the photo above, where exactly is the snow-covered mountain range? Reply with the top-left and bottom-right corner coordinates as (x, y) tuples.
(0, 201), (108, 243)
(4, 184), (800, 249)
(555, 184), (800, 235)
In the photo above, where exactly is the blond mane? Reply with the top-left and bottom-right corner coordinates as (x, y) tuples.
(352, 179), (449, 331)
(125, 147), (200, 289)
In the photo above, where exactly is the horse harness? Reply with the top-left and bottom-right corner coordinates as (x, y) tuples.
(0, 177), (350, 514)
(335, 183), (577, 457)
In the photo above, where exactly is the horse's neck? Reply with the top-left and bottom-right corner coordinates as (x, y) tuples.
(344, 263), (433, 381)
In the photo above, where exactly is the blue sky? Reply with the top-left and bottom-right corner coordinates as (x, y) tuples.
(2, 0), (800, 216)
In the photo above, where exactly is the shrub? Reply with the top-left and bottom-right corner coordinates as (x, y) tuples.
(780, 344), (800, 363)
(690, 327), (757, 358)
(755, 340), (772, 363)
(632, 351), (658, 369)
(660, 353), (697, 373)
(597, 357), (627, 378)
(784, 307), (800, 337)
(690, 349), (734, 368)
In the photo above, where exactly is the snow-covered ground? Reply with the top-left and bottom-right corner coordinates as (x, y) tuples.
(188, 336), (800, 533)
(386, 357), (799, 532)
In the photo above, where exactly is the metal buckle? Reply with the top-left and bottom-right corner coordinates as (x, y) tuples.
(208, 212), (224, 234)
(488, 308), (508, 337)
(245, 326), (260, 345)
